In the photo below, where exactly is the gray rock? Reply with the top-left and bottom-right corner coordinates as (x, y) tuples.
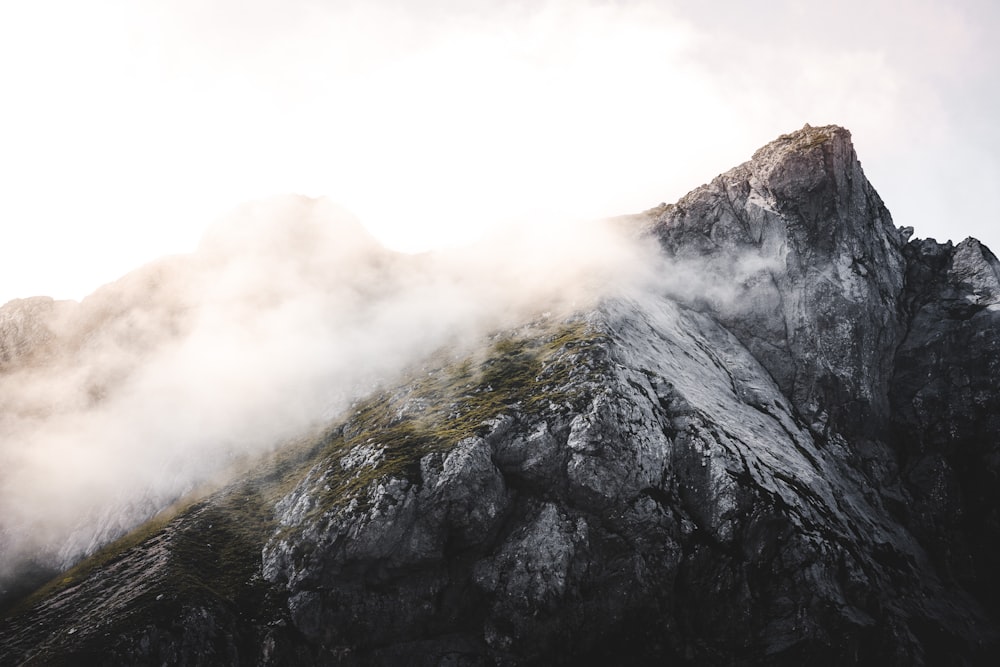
(2, 126), (998, 666)
(891, 235), (1000, 618)
(649, 125), (906, 438)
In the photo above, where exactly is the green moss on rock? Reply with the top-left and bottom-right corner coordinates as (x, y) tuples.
(304, 318), (608, 513)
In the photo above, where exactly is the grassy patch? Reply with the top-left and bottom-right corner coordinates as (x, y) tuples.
(307, 319), (608, 513)
(2, 430), (333, 620)
(162, 428), (343, 605)
(4, 497), (188, 616)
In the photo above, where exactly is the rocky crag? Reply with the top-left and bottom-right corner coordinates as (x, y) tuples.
(1, 125), (998, 665)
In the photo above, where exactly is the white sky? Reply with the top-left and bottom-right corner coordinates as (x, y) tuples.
(1, 0), (998, 304)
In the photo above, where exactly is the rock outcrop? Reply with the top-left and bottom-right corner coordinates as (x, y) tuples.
(890, 236), (1000, 619)
(2, 125), (998, 665)
(649, 124), (905, 439)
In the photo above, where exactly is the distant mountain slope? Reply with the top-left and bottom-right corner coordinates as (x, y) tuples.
(0, 198), (397, 606)
(2, 125), (998, 665)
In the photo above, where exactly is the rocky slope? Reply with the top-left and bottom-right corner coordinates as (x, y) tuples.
(2, 125), (999, 665)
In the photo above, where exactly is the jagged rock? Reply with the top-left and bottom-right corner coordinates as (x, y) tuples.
(890, 236), (1000, 617)
(2, 126), (999, 666)
(649, 125), (906, 438)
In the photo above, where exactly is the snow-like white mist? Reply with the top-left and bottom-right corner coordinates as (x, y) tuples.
(0, 196), (654, 587)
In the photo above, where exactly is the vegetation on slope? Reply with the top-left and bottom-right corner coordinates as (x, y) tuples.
(0, 316), (608, 664)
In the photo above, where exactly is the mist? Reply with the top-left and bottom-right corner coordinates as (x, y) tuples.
(0, 195), (653, 588)
(4, 0), (998, 305)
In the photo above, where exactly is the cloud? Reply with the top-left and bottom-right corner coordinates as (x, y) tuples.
(0, 194), (649, 588)
(3, 0), (999, 305)
(1, 0), (999, 586)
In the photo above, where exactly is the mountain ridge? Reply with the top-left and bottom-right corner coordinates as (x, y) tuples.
(2, 124), (999, 665)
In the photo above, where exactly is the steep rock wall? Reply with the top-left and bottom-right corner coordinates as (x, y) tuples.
(649, 125), (906, 438)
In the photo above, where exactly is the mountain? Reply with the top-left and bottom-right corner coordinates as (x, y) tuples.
(2, 125), (998, 665)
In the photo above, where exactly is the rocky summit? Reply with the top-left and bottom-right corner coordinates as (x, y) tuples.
(2, 125), (999, 665)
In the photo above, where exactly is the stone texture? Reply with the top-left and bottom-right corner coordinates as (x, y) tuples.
(649, 124), (906, 439)
(2, 126), (999, 665)
(890, 236), (1000, 618)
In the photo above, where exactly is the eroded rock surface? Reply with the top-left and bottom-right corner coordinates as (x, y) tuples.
(648, 124), (906, 438)
(890, 236), (1000, 618)
(2, 126), (999, 665)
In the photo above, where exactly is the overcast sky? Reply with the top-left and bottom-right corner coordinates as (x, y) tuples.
(2, 0), (998, 304)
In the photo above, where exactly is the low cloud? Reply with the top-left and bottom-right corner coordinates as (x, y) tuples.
(0, 195), (652, 587)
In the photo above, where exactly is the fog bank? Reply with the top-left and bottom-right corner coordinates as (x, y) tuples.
(0, 195), (652, 588)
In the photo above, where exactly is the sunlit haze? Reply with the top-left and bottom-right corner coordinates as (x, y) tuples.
(1, 0), (998, 304)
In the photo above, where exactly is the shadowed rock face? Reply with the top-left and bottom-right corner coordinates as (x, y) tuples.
(890, 237), (1000, 618)
(2, 126), (999, 665)
(649, 125), (906, 439)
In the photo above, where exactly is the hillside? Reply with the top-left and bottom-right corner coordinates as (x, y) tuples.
(2, 125), (998, 665)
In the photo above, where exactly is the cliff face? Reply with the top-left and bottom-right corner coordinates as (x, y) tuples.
(649, 125), (906, 439)
(2, 126), (999, 665)
(890, 237), (1000, 618)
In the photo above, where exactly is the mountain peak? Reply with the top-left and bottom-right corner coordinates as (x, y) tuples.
(751, 122), (850, 162)
(745, 124), (867, 223)
(648, 125), (906, 436)
(3, 126), (999, 665)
